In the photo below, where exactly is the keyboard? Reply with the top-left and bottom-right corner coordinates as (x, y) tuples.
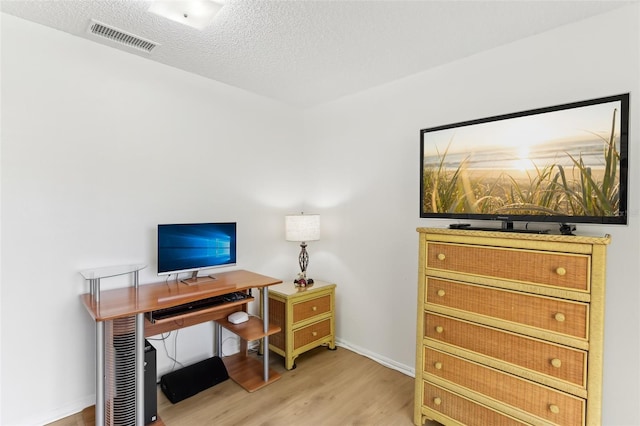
(222, 291), (251, 302)
(147, 291), (251, 323)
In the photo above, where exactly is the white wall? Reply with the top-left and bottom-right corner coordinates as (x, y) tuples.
(0, 14), (306, 425)
(304, 4), (640, 425)
(2, 3), (639, 425)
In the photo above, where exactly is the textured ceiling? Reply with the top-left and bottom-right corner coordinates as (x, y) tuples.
(1, 0), (634, 108)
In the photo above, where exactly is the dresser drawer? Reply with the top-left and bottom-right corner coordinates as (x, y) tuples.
(426, 242), (590, 291)
(425, 313), (587, 387)
(293, 318), (331, 350)
(423, 382), (527, 426)
(293, 294), (331, 324)
(424, 348), (585, 425)
(426, 278), (588, 340)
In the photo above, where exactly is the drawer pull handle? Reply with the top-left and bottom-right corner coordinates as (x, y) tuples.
(437, 253), (446, 261)
(312, 306), (317, 311)
(435, 326), (444, 334)
(554, 313), (566, 322)
(437, 289), (446, 297)
(551, 358), (562, 368)
(555, 267), (567, 276)
(549, 404), (560, 414)
(434, 362), (443, 370)
(312, 331), (317, 337)
(433, 397), (442, 406)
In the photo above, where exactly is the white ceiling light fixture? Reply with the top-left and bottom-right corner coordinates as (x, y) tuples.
(148, 0), (223, 30)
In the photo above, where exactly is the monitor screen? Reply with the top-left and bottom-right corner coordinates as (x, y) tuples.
(157, 222), (237, 276)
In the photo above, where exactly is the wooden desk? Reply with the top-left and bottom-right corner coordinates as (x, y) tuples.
(80, 268), (283, 426)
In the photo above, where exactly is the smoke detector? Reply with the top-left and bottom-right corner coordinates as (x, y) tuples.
(87, 20), (159, 54)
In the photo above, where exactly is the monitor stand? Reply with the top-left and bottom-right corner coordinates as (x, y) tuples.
(181, 271), (216, 285)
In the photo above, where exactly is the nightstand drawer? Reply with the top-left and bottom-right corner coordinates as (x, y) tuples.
(423, 382), (527, 426)
(293, 294), (331, 324)
(426, 278), (588, 340)
(424, 348), (585, 425)
(294, 318), (331, 350)
(425, 313), (587, 387)
(426, 242), (590, 291)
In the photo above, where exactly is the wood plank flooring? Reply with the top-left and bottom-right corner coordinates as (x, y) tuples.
(48, 346), (440, 426)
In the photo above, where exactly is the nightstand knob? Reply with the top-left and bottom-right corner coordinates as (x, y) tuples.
(555, 267), (567, 276)
(437, 289), (446, 297)
(554, 313), (566, 322)
(433, 397), (442, 406)
(551, 358), (562, 368)
(437, 253), (446, 261)
(434, 362), (443, 370)
(435, 326), (444, 334)
(549, 404), (560, 414)
(312, 331), (318, 337)
(312, 306), (317, 311)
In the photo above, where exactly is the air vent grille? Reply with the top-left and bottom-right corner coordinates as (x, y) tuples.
(88, 20), (158, 53)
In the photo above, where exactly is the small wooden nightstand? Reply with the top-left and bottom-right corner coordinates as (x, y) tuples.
(267, 281), (336, 370)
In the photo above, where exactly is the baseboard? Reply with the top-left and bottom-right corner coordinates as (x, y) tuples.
(28, 395), (95, 426)
(335, 338), (415, 378)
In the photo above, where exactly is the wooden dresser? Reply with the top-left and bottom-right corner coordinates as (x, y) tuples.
(268, 281), (336, 370)
(414, 228), (610, 426)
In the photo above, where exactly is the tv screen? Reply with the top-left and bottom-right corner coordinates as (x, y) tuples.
(157, 223), (237, 276)
(420, 93), (629, 227)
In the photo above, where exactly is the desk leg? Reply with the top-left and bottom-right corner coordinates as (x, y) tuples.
(215, 322), (222, 357)
(262, 287), (269, 382)
(96, 321), (105, 426)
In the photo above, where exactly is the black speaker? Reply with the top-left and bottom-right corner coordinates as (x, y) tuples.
(144, 340), (157, 424)
(160, 356), (229, 404)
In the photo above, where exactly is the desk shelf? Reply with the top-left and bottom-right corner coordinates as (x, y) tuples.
(217, 316), (281, 341)
(215, 316), (282, 391)
(222, 353), (281, 392)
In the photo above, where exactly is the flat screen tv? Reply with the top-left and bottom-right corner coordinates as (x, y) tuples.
(420, 93), (629, 231)
(157, 222), (237, 282)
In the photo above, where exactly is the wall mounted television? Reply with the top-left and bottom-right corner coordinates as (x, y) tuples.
(157, 222), (237, 283)
(420, 93), (629, 232)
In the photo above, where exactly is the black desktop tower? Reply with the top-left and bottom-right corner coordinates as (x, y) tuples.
(144, 340), (157, 424)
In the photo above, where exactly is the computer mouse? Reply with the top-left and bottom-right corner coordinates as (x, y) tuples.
(228, 311), (249, 324)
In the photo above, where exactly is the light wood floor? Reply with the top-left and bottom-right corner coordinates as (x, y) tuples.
(48, 346), (440, 426)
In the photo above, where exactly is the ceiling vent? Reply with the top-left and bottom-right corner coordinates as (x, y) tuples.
(87, 20), (158, 53)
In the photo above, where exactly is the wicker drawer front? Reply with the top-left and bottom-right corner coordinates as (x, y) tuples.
(425, 313), (586, 387)
(425, 348), (585, 425)
(293, 295), (331, 324)
(423, 382), (527, 426)
(427, 278), (588, 339)
(293, 318), (331, 350)
(426, 242), (590, 291)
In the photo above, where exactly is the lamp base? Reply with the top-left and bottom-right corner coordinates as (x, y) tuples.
(294, 272), (314, 287)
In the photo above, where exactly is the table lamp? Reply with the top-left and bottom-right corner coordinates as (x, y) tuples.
(285, 213), (320, 286)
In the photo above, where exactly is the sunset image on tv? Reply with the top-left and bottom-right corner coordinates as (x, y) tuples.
(421, 96), (627, 222)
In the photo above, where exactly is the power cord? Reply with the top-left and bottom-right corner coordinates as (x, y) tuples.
(147, 331), (185, 372)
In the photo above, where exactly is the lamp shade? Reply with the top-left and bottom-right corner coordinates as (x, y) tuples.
(285, 214), (320, 242)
